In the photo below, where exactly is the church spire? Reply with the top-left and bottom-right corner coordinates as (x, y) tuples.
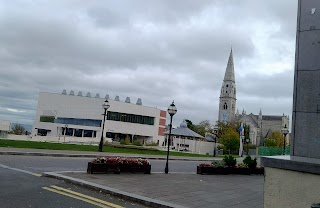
(224, 48), (235, 82)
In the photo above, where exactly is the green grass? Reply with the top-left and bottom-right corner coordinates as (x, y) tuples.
(0, 139), (212, 158)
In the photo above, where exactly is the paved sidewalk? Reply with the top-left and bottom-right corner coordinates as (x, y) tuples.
(0, 147), (217, 161)
(44, 171), (263, 208)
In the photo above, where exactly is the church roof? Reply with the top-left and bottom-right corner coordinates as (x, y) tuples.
(236, 114), (283, 127)
(223, 48), (235, 82)
(262, 115), (282, 121)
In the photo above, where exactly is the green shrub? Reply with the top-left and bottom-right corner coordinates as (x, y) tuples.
(223, 155), (237, 167)
(212, 160), (226, 168)
(237, 163), (249, 168)
(145, 142), (159, 146)
(243, 155), (257, 169)
(132, 140), (142, 146)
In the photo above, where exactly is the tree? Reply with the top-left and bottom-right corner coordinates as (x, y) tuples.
(184, 119), (213, 137)
(264, 131), (284, 147)
(217, 121), (239, 139)
(219, 127), (240, 154)
(195, 120), (213, 137)
(11, 124), (25, 135)
(185, 119), (196, 132)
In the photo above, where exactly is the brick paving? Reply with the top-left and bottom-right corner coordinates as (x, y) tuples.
(63, 172), (263, 208)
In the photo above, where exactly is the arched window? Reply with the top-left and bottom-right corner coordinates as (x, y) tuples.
(223, 102), (228, 110)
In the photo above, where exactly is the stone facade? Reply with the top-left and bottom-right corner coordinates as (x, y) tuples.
(291, 0), (320, 159)
(218, 49), (290, 146)
(235, 110), (289, 146)
(218, 49), (237, 123)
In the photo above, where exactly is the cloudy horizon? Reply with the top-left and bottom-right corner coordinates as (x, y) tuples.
(0, 0), (298, 127)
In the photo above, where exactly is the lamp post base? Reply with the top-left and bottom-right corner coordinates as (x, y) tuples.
(164, 164), (169, 174)
(98, 140), (103, 152)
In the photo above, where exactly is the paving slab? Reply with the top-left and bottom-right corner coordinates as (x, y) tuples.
(44, 171), (263, 208)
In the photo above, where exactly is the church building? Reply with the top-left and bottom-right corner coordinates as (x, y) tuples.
(217, 48), (289, 146)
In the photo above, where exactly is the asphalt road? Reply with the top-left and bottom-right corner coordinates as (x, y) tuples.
(0, 155), (157, 208)
(0, 155), (208, 174)
(0, 155), (208, 208)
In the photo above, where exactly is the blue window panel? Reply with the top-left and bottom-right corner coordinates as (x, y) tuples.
(55, 118), (102, 127)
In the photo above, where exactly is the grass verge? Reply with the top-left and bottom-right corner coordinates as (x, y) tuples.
(0, 139), (212, 158)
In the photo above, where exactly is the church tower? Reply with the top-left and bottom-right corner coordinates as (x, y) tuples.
(218, 48), (237, 123)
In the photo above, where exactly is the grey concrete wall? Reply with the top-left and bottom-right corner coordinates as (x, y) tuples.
(264, 167), (320, 208)
(292, 0), (320, 158)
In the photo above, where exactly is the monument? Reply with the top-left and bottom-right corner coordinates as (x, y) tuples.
(262, 1), (320, 207)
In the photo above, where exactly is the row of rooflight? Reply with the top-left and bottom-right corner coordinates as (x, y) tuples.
(61, 89), (142, 105)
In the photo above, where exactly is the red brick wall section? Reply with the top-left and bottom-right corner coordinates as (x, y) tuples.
(158, 127), (165, 136)
(159, 118), (166, 126)
(160, 110), (166, 118)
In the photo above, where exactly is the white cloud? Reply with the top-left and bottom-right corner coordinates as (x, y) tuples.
(0, 0), (298, 126)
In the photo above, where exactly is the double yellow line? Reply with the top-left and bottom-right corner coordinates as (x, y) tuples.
(42, 185), (124, 208)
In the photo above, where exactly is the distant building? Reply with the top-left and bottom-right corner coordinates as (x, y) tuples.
(32, 91), (166, 144)
(218, 49), (237, 123)
(0, 120), (10, 138)
(217, 49), (289, 146)
(235, 110), (289, 146)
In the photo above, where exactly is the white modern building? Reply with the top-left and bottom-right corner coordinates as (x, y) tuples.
(0, 120), (10, 138)
(32, 91), (167, 144)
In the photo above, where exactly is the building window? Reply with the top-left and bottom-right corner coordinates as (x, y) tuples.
(55, 118), (101, 127)
(223, 102), (228, 110)
(107, 111), (154, 125)
(65, 128), (73, 136)
(226, 84), (228, 87)
(83, 130), (93, 137)
(74, 129), (83, 137)
(40, 116), (55, 123)
(37, 129), (49, 136)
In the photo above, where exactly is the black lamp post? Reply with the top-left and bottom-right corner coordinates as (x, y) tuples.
(213, 124), (218, 157)
(164, 101), (177, 174)
(98, 99), (110, 152)
(281, 124), (289, 155)
(245, 138), (250, 155)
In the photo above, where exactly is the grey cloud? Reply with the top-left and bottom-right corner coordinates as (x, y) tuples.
(0, 0), (298, 126)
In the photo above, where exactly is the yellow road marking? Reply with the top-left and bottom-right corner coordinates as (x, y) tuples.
(50, 185), (124, 208)
(42, 187), (110, 208)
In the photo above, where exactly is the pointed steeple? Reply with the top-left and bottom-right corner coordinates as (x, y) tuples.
(223, 48), (235, 82)
(259, 109), (262, 120)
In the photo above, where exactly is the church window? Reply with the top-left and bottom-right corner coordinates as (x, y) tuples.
(223, 102), (228, 110)
(226, 84), (228, 87)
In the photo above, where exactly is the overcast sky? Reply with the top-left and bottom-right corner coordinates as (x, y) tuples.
(0, 0), (298, 127)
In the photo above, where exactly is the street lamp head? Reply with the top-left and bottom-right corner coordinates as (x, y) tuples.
(167, 101), (177, 116)
(213, 124), (219, 136)
(281, 124), (289, 135)
(102, 99), (110, 110)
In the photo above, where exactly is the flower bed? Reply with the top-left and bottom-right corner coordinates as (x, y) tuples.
(196, 156), (264, 175)
(87, 157), (151, 174)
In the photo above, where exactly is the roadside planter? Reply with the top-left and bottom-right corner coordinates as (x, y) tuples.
(87, 157), (151, 174)
(196, 155), (264, 175)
